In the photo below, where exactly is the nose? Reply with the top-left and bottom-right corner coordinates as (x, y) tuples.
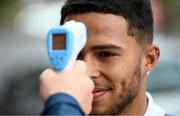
(83, 54), (101, 78)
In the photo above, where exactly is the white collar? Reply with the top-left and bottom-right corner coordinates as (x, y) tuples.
(144, 92), (165, 116)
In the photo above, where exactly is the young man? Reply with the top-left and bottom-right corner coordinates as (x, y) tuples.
(40, 0), (170, 115)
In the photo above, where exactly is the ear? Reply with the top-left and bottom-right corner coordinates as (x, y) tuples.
(143, 45), (160, 77)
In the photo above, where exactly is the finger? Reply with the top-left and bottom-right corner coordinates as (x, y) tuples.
(39, 68), (57, 101)
(73, 60), (87, 73)
(40, 68), (57, 82)
(89, 78), (95, 92)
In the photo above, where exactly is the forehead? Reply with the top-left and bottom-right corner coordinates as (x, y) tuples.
(65, 12), (138, 49)
(65, 12), (127, 35)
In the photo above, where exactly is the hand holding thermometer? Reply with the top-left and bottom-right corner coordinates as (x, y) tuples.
(47, 20), (87, 72)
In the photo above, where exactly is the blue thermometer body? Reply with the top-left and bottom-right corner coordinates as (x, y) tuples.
(47, 21), (87, 72)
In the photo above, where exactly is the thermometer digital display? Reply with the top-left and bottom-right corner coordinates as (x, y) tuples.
(52, 34), (66, 50)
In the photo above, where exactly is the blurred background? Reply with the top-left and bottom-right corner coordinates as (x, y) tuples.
(0, 0), (179, 115)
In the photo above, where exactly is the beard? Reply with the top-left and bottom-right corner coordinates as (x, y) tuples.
(90, 60), (142, 115)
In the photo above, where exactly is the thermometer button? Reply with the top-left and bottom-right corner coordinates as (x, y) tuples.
(51, 57), (57, 65)
(59, 56), (64, 62)
(55, 55), (63, 62)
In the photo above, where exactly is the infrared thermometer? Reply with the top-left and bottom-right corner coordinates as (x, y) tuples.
(47, 20), (87, 72)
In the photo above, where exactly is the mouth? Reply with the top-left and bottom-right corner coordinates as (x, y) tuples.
(92, 87), (111, 101)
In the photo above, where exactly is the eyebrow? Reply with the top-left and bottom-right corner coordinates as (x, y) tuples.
(91, 44), (123, 51)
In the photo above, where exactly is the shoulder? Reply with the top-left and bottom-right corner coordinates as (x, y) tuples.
(145, 92), (165, 116)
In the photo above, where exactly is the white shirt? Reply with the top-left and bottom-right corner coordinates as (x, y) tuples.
(144, 92), (165, 116)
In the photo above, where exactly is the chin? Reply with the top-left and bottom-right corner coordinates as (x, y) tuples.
(90, 108), (107, 115)
(90, 100), (114, 115)
(90, 101), (108, 114)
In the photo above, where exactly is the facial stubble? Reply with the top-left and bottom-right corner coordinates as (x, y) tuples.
(90, 59), (142, 115)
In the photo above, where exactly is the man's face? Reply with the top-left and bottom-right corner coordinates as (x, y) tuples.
(66, 13), (144, 115)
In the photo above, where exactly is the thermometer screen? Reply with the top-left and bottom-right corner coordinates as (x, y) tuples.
(53, 34), (66, 50)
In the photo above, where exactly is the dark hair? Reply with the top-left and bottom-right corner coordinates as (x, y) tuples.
(60, 0), (153, 44)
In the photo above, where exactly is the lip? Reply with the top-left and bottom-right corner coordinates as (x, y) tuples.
(92, 88), (111, 101)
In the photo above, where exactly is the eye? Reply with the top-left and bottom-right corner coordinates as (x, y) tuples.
(97, 51), (117, 58)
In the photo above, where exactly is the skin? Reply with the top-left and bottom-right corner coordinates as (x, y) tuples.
(65, 12), (160, 115)
(40, 61), (94, 114)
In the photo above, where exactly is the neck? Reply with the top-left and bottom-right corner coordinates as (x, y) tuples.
(120, 79), (147, 115)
